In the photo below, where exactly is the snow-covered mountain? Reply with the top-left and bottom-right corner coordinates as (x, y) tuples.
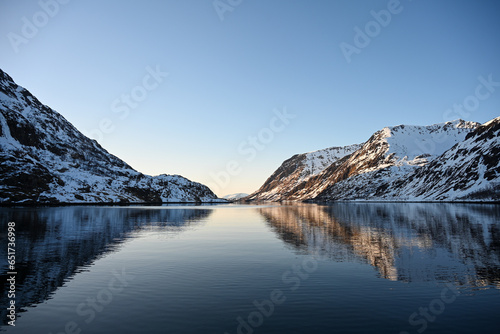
(0, 69), (222, 204)
(222, 193), (249, 201)
(313, 120), (480, 201)
(375, 116), (500, 201)
(247, 119), (498, 202)
(245, 144), (361, 201)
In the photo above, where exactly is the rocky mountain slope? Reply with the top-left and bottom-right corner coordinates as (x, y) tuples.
(248, 120), (483, 201)
(245, 144), (361, 201)
(0, 69), (222, 204)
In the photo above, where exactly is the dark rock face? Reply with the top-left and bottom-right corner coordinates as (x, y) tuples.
(0, 69), (222, 204)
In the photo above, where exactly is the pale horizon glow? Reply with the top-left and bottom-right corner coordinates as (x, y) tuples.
(1, 0), (499, 197)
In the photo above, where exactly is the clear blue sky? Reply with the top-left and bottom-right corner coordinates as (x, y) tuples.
(1, 0), (499, 196)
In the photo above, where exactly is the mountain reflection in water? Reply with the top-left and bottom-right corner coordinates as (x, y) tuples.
(0, 206), (212, 326)
(259, 203), (500, 288)
(1, 203), (499, 333)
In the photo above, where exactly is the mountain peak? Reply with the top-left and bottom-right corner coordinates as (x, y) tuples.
(0, 69), (222, 204)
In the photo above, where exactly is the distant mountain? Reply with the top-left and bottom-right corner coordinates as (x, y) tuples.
(0, 69), (223, 204)
(222, 193), (249, 201)
(245, 144), (361, 201)
(248, 118), (500, 202)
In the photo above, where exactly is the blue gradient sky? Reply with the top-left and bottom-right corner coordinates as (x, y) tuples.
(1, 0), (500, 196)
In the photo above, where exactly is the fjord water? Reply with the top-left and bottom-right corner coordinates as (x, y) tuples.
(1, 204), (499, 334)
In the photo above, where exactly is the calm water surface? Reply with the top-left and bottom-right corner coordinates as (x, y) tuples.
(1, 203), (499, 333)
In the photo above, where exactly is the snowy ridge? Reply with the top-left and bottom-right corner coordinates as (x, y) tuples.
(314, 120), (482, 201)
(341, 120), (479, 176)
(378, 117), (500, 201)
(383, 120), (479, 168)
(0, 69), (224, 204)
